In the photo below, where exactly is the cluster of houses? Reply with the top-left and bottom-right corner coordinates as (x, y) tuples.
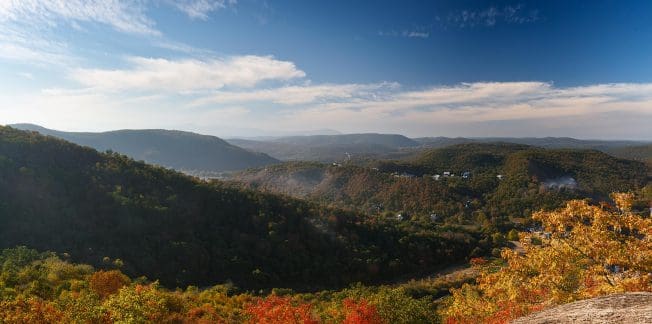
(394, 212), (440, 222)
(392, 171), (415, 178)
(527, 226), (552, 239)
(430, 171), (505, 181)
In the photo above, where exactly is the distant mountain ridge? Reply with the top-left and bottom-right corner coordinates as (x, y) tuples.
(415, 136), (651, 150)
(229, 133), (651, 162)
(10, 123), (279, 172)
(228, 133), (419, 162)
(603, 144), (652, 166)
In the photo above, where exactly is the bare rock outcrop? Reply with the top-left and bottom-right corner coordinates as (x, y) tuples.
(512, 292), (652, 323)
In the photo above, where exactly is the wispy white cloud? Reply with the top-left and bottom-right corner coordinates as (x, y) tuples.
(378, 29), (430, 39)
(0, 23), (72, 65)
(4, 81), (652, 139)
(0, 0), (163, 68)
(403, 31), (429, 38)
(70, 55), (306, 92)
(0, 0), (159, 35)
(168, 0), (236, 20)
(443, 4), (540, 28)
(192, 82), (398, 105)
(260, 82), (652, 138)
(0, 0), (234, 67)
(17, 72), (34, 80)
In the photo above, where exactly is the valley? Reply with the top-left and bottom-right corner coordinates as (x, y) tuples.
(0, 125), (649, 323)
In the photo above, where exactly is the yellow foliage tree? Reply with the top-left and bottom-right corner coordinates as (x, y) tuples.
(102, 283), (170, 323)
(442, 193), (652, 323)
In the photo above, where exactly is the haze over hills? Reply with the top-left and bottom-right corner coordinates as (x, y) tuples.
(604, 144), (652, 166)
(230, 143), (649, 222)
(10, 123), (279, 173)
(0, 125), (482, 289)
(416, 136), (651, 149)
(228, 133), (652, 163)
(228, 133), (419, 162)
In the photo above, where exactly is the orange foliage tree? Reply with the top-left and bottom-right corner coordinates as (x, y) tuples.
(89, 269), (131, 299)
(442, 193), (652, 323)
(0, 298), (64, 324)
(184, 304), (224, 324)
(245, 295), (318, 324)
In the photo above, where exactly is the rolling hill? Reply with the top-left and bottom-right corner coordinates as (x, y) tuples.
(227, 133), (419, 162)
(415, 136), (651, 150)
(604, 144), (652, 166)
(0, 125), (481, 289)
(230, 143), (649, 227)
(10, 123), (279, 173)
(229, 133), (651, 164)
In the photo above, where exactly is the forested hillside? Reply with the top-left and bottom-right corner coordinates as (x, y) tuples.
(229, 133), (651, 165)
(415, 136), (650, 150)
(0, 126), (483, 290)
(605, 144), (652, 166)
(231, 143), (649, 230)
(0, 193), (647, 323)
(10, 123), (278, 173)
(0, 246), (443, 323)
(228, 133), (419, 162)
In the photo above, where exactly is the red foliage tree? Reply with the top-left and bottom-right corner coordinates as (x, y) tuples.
(245, 295), (318, 324)
(342, 299), (383, 324)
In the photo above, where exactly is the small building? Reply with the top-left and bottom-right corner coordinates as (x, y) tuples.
(605, 264), (623, 274)
(528, 226), (544, 233)
(462, 171), (471, 179)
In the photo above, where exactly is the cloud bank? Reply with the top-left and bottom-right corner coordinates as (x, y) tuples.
(71, 55), (305, 92)
(0, 1), (649, 139)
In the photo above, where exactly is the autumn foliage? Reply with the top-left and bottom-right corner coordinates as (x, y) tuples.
(442, 193), (652, 323)
(0, 298), (64, 324)
(341, 299), (383, 324)
(89, 270), (131, 299)
(0, 245), (434, 323)
(245, 295), (318, 324)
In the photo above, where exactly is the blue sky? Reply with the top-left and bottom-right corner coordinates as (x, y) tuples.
(0, 0), (651, 139)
